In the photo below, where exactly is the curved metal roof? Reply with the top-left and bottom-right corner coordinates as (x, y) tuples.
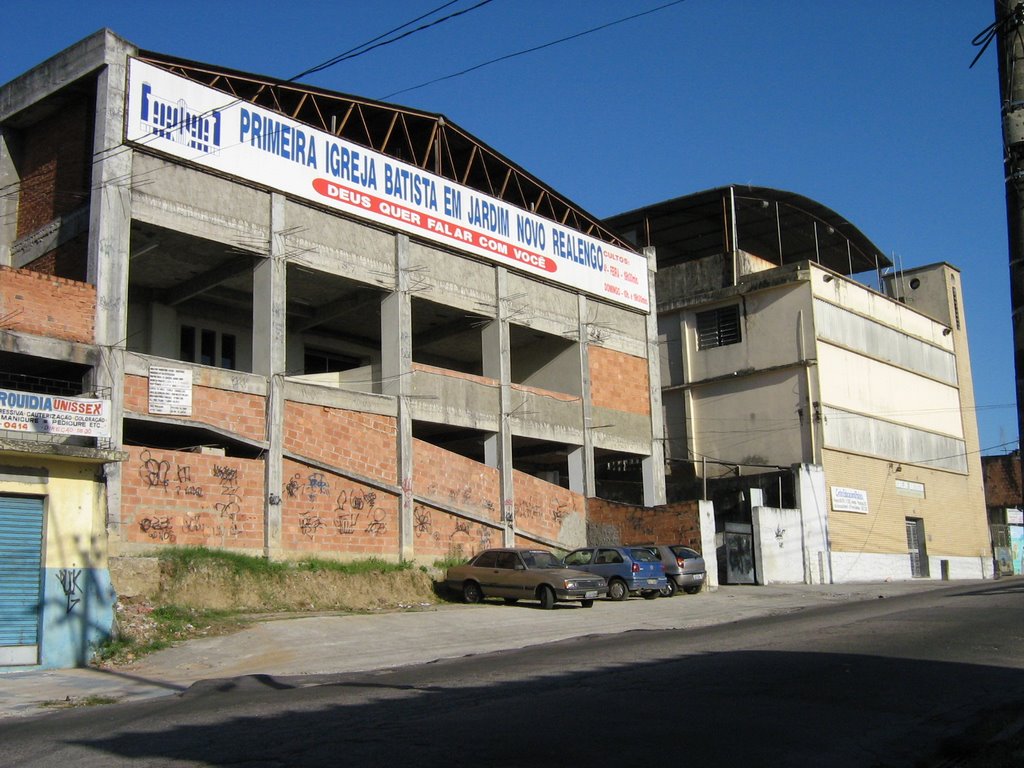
(606, 185), (891, 274)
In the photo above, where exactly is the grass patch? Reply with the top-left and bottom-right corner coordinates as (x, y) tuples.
(156, 546), (414, 577)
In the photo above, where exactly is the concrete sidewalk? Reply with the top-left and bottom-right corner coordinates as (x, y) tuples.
(0, 580), (970, 719)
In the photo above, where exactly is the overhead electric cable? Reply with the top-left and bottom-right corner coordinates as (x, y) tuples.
(293, 0), (497, 81)
(380, 0), (688, 99)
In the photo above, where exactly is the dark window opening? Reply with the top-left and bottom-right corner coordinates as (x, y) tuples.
(696, 306), (741, 350)
(304, 348), (362, 374)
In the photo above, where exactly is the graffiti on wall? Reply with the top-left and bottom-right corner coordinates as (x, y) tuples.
(135, 451), (248, 540)
(55, 567), (82, 614)
(283, 471), (391, 540)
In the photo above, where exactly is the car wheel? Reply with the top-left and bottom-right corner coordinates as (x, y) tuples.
(581, 599), (594, 608)
(538, 585), (556, 610)
(660, 579), (678, 598)
(642, 590), (659, 599)
(503, 598), (519, 605)
(462, 581), (483, 604)
(608, 578), (629, 601)
(684, 583), (703, 595)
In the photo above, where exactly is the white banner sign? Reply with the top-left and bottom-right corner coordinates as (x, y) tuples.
(0, 389), (110, 438)
(148, 366), (193, 416)
(125, 59), (650, 312)
(831, 485), (869, 514)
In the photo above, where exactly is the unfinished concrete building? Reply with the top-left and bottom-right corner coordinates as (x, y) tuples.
(0, 30), (666, 668)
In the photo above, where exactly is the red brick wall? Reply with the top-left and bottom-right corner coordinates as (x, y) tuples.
(513, 471), (584, 544)
(0, 265), (95, 343)
(587, 498), (702, 551)
(16, 93), (94, 281)
(588, 345), (650, 416)
(16, 94), (94, 237)
(122, 446), (265, 550)
(412, 439), (503, 559)
(285, 402), (397, 485)
(122, 374), (266, 442)
(982, 454), (1022, 508)
(279, 458), (399, 557)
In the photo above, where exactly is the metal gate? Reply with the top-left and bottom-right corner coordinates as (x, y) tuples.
(0, 496), (44, 666)
(905, 517), (929, 578)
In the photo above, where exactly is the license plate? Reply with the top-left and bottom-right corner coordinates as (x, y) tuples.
(646, 579), (658, 585)
(585, 591), (598, 599)
(694, 574), (704, 580)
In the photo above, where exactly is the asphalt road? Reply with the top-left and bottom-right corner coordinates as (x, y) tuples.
(1, 580), (1022, 767)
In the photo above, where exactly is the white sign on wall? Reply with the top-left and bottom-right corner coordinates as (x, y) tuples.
(125, 59), (650, 312)
(895, 479), (926, 499)
(1008, 508), (1023, 525)
(148, 366), (193, 416)
(831, 485), (869, 514)
(0, 388), (111, 438)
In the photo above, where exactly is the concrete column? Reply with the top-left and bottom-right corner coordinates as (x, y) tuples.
(795, 463), (831, 584)
(578, 295), (596, 498)
(87, 41), (133, 545)
(0, 127), (18, 266)
(642, 247), (666, 507)
(483, 268), (514, 545)
(382, 235), (414, 560)
(567, 446), (585, 494)
(254, 193), (288, 557)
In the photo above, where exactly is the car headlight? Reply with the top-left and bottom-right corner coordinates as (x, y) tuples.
(563, 580), (578, 590)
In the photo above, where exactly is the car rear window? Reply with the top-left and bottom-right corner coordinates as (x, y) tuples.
(670, 546), (700, 559)
(629, 548), (659, 562)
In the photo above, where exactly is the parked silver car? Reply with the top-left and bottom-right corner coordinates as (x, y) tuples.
(636, 544), (707, 596)
(445, 548), (607, 609)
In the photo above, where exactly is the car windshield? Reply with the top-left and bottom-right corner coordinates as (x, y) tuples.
(521, 550), (562, 569)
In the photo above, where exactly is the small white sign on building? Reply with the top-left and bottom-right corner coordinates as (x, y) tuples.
(895, 479), (926, 499)
(831, 485), (869, 514)
(148, 366), (193, 416)
(1008, 508), (1023, 525)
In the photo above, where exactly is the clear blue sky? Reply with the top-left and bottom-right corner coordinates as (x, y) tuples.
(2, 1), (1015, 455)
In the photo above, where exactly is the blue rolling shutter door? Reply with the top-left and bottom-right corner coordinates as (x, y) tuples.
(0, 496), (44, 647)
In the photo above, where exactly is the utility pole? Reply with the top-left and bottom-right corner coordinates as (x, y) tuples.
(994, 0), (1024, 507)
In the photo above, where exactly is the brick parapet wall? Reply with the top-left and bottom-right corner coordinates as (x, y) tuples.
(279, 458), (399, 557)
(586, 497), (702, 551)
(285, 402), (397, 484)
(121, 446), (264, 550)
(123, 374), (266, 442)
(512, 472), (584, 545)
(588, 345), (650, 416)
(0, 265), (95, 343)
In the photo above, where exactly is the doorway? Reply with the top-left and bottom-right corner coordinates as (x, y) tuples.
(905, 517), (929, 578)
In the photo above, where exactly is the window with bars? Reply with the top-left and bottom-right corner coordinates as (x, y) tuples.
(696, 305), (741, 350)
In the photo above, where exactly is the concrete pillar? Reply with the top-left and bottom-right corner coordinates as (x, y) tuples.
(382, 235), (414, 560)
(568, 446), (585, 494)
(795, 463), (831, 584)
(0, 127), (18, 266)
(482, 268), (515, 545)
(642, 246), (666, 507)
(254, 193), (288, 557)
(87, 40), (133, 545)
(578, 295), (597, 498)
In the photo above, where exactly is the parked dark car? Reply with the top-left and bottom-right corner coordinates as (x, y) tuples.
(636, 544), (707, 596)
(562, 546), (667, 600)
(445, 548), (607, 609)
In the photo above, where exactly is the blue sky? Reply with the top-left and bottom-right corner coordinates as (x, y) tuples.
(2, 1), (1016, 454)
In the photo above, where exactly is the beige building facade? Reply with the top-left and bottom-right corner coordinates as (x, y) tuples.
(608, 186), (992, 583)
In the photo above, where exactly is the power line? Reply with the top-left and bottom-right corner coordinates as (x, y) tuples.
(380, 0), (689, 99)
(293, 0), (497, 81)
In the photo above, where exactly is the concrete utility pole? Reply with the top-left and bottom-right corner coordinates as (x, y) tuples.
(994, 0), (1024, 505)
